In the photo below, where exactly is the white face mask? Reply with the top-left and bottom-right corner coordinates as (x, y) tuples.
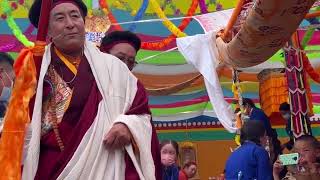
(161, 153), (176, 167)
(282, 113), (291, 120)
(0, 70), (13, 103)
(0, 86), (11, 119)
(242, 114), (250, 121)
(0, 117), (3, 133)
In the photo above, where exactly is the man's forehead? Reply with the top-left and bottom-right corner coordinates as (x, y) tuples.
(51, 2), (81, 15)
(111, 43), (137, 54)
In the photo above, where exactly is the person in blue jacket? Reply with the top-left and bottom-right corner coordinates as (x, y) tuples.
(241, 98), (283, 165)
(225, 120), (273, 180)
(242, 98), (273, 136)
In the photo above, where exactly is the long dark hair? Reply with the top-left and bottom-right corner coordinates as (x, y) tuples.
(240, 120), (266, 145)
(160, 139), (179, 156)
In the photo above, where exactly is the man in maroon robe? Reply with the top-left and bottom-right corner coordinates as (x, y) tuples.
(22, 0), (161, 179)
(100, 31), (140, 71)
(100, 30), (162, 179)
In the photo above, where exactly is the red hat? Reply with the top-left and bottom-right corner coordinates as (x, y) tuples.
(100, 31), (141, 53)
(28, 0), (88, 28)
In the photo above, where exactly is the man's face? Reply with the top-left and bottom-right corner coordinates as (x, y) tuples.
(48, 3), (85, 54)
(108, 43), (137, 71)
(294, 141), (318, 166)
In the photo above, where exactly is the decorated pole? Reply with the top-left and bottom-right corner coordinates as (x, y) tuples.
(232, 69), (243, 146)
(29, 0), (54, 117)
(33, 0), (53, 79)
(0, 0), (52, 179)
(283, 33), (312, 137)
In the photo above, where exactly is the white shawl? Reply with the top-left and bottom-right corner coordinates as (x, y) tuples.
(177, 32), (237, 133)
(22, 41), (155, 180)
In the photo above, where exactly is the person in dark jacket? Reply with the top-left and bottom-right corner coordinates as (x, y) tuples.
(225, 120), (273, 180)
(279, 102), (295, 151)
(242, 98), (272, 136)
(242, 98), (282, 164)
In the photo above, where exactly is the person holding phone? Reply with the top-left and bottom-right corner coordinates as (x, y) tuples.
(273, 135), (320, 180)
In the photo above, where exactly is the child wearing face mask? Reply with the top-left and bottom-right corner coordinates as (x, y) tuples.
(0, 53), (14, 105)
(0, 52), (14, 133)
(160, 140), (180, 180)
(0, 71), (13, 105)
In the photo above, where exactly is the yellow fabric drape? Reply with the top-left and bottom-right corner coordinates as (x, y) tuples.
(0, 41), (45, 180)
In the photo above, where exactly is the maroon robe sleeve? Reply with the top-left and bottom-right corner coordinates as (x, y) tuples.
(124, 80), (162, 180)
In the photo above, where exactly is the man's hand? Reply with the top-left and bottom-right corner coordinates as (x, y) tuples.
(104, 123), (132, 150)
